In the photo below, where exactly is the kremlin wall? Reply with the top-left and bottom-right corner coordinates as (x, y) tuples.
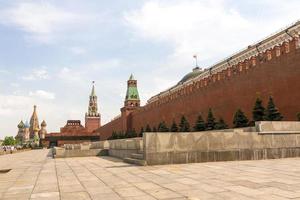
(96, 21), (300, 140)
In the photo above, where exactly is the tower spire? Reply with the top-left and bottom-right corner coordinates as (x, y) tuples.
(86, 82), (99, 117)
(29, 105), (39, 139)
(91, 81), (96, 96)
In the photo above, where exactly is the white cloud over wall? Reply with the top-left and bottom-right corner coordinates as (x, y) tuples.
(124, 0), (300, 70)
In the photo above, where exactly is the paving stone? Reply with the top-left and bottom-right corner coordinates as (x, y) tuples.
(224, 185), (264, 197)
(114, 186), (147, 197)
(2, 149), (300, 200)
(123, 195), (157, 200)
(86, 186), (114, 195)
(91, 193), (122, 200)
(30, 192), (60, 199)
(147, 188), (183, 199)
(133, 182), (162, 190)
(177, 189), (214, 199)
(59, 184), (85, 193)
(61, 191), (91, 200)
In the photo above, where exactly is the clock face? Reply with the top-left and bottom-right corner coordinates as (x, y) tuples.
(92, 107), (96, 111)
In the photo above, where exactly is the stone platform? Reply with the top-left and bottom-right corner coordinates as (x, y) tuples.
(1, 149), (300, 199)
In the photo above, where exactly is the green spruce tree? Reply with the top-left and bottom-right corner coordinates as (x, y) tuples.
(233, 109), (249, 128)
(153, 126), (157, 132)
(112, 131), (117, 139)
(124, 131), (131, 138)
(206, 108), (216, 130)
(252, 97), (265, 122)
(131, 129), (137, 138)
(193, 114), (206, 131)
(118, 132), (125, 139)
(139, 127), (144, 137)
(170, 120), (178, 132)
(179, 115), (190, 132)
(158, 121), (169, 132)
(265, 96), (283, 121)
(145, 124), (152, 132)
(215, 118), (228, 130)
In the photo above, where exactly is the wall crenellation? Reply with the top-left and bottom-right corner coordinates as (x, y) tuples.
(147, 21), (300, 105)
(144, 37), (298, 108)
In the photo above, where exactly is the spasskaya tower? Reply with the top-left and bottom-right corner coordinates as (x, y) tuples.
(85, 81), (101, 132)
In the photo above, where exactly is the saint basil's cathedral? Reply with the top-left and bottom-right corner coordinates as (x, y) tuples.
(16, 83), (101, 147)
(16, 105), (47, 144)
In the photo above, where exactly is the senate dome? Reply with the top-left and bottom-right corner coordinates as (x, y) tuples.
(178, 67), (203, 84)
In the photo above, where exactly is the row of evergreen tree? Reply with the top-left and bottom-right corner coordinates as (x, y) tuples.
(108, 97), (299, 140)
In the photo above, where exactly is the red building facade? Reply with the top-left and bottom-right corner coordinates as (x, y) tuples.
(96, 21), (300, 140)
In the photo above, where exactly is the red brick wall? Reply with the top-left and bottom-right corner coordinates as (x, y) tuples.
(97, 116), (123, 140)
(85, 117), (101, 133)
(98, 39), (300, 140)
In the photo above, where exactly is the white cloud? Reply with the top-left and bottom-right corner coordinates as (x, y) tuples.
(124, 0), (300, 71)
(70, 47), (87, 55)
(10, 83), (20, 88)
(22, 67), (50, 80)
(0, 95), (32, 117)
(29, 90), (55, 100)
(89, 59), (121, 71)
(0, 2), (96, 43)
(57, 67), (84, 82)
(0, 69), (9, 74)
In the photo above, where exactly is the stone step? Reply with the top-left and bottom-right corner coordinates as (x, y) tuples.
(131, 153), (144, 160)
(123, 157), (146, 166)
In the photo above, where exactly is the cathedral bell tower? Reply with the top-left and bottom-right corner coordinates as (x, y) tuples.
(121, 74), (140, 132)
(29, 105), (40, 139)
(85, 82), (101, 132)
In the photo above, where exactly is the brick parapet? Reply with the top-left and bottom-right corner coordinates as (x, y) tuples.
(146, 38), (298, 108)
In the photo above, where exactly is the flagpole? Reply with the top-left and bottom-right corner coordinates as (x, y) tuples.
(193, 55), (198, 67)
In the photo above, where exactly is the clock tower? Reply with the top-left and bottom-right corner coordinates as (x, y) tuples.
(85, 82), (101, 132)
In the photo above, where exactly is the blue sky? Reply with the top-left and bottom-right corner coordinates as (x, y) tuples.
(0, 0), (299, 138)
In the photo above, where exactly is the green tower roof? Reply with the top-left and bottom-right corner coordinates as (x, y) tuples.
(125, 74), (139, 101)
(129, 74), (135, 80)
(125, 86), (140, 100)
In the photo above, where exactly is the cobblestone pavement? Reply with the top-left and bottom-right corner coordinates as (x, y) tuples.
(1, 150), (300, 200)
